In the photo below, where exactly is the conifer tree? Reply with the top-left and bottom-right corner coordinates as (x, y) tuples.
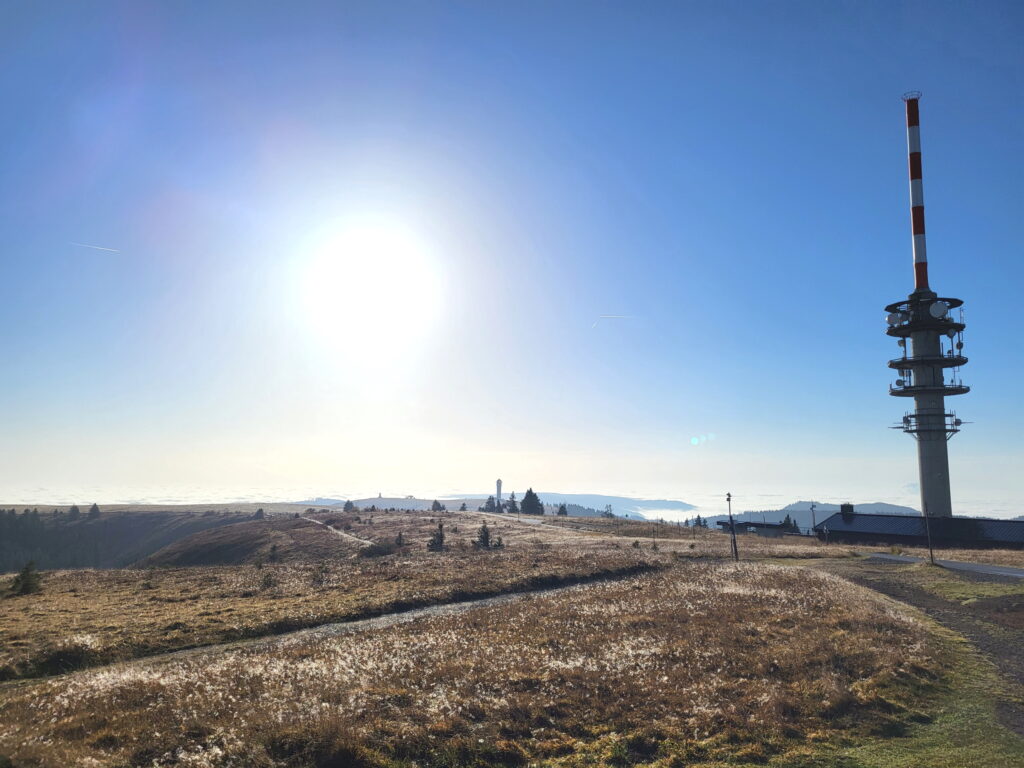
(427, 522), (445, 552)
(476, 522), (491, 549)
(521, 488), (543, 515)
(10, 561), (41, 595)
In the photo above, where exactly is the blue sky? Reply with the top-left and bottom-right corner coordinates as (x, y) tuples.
(1, 1), (1021, 515)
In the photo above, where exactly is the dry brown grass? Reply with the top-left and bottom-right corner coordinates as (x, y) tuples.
(541, 515), (852, 558)
(138, 517), (364, 566)
(0, 525), (650, 680)
(1, 510), (865, 681)
(0, 562), (941, 767)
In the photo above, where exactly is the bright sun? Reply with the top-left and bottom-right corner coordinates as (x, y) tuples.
(301, 221), (444, 362)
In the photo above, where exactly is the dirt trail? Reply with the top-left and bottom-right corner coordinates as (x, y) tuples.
(302, 516), (372, 547)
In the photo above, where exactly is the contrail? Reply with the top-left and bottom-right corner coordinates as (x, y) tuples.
(592, 314), (632, 328)
(70, 242), (120, 253)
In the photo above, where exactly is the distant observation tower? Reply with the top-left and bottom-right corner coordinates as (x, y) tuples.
(885, 93), (969, 518)
(496, 479), (502, 506)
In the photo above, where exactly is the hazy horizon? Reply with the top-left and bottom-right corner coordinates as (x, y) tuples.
(1, 482), (1018, 520)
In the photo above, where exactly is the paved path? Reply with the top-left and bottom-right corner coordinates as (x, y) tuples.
(870, 552), (1024, 579)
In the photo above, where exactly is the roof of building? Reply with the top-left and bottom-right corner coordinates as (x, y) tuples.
(813, 512), (1024, 545)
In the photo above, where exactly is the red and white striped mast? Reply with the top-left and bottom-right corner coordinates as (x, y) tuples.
(904, 91), (929, 292)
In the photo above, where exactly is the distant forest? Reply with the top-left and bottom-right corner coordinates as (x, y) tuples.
(558, 503), (602, 517)
(0, 508), (248, 572)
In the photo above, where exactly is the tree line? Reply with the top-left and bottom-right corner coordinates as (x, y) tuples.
(478, 488), (545, 515)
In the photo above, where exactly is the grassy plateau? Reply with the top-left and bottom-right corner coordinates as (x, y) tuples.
(1, 508), (1022, 767)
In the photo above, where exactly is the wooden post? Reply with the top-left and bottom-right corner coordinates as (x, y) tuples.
(923, 504), (936, 566)
(727, 492), (739, 562)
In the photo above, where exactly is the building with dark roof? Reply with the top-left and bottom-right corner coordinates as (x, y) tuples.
(813, 512), (1024, 549)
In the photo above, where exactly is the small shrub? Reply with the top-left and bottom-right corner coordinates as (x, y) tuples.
(427, 523), (445, 552)
(9, 562), (41, 596)
(312, 563), (330, 587)
(890, 545), (903, 555)
(632, 540), (641, 549)
(360, 541), (399, 558)
(260, 572), (277, 591)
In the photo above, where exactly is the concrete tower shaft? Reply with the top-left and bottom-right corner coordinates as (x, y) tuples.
(885, 93), (969, 519)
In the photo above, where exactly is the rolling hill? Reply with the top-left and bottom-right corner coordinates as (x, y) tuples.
(0, 508), (255, 572)
(139, 516), (362, 567)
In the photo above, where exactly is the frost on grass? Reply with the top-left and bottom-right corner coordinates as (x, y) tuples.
(0, 563), (938, 767)
(0, 534), (649, 679)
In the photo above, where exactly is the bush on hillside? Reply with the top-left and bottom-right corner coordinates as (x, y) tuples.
(10, 562), (42, 595)
(427, 523), (445, 552)
(359, 541), (400, 558)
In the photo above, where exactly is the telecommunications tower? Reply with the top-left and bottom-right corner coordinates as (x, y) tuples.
(885, 92), (969, 518)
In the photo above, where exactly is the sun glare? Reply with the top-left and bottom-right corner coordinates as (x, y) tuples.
(300, 221), (444, 363)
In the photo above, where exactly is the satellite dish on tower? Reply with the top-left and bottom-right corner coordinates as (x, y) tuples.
(929, 301), (949, 319)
